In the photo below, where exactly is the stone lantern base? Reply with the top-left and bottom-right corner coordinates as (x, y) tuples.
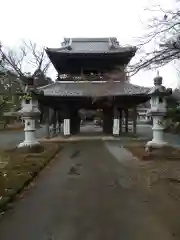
(145, 128), (169, 151)
(146, 140), (168, 149)
(18, 140), (40, 148)
(145, 112), (169, 150)
(17, 142), (44, 153)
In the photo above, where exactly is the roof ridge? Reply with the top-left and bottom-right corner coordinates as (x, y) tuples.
(71, 37), (110, 42)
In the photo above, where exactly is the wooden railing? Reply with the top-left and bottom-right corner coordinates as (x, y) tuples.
(58, 71), (127, 82)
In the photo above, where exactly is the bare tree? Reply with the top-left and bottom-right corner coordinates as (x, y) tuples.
(129, 1), (180, 76)
(23, 40), (51, 78)
(0, 40), (51, 90)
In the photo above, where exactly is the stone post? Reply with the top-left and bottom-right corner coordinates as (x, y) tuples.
(17, 98), (41, 148)
(146, 72), (172, 149)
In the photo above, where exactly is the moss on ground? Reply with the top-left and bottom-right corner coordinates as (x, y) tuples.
(0, 143), (62, 211)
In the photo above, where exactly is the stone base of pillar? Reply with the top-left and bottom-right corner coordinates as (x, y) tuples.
(63, 119), (70, 136)
(113, 118), (119, 136)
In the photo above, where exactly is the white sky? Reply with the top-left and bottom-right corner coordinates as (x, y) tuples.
(0, 0), (179, 88)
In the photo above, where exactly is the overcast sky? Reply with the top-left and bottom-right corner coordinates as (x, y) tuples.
(0, 0), (179, 88)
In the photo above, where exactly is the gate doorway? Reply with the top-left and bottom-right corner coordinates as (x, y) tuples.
(79, 109), (103, 136)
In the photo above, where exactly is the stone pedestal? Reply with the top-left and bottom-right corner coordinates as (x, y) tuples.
(146, 115), (167, 148)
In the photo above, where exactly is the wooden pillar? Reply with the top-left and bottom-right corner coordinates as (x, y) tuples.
(125, 109), (129, 133)
(76, 111), (81, 134)
(103, 107), (113, 135)
(57, 110), (62, 134)
(133, 106), (137, 135)
(70, 109), (80, 135)
(52, 109), (57, 136)
(45, 108), (50, 139)
(119, 108), (122, 134)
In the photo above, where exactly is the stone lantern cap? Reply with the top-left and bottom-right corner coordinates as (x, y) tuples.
(18, 104), (40, 117)
(154, 75), (162, 85)
(16, 97), (40, 118)
(148, 72), (172, 97)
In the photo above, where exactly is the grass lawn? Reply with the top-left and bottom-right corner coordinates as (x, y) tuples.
(0, 143), (62, 212)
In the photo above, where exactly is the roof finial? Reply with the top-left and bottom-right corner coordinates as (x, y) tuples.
(157, 70), (159, 77)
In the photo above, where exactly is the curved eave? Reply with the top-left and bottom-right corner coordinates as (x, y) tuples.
(46, 45), (137, 54)
(34, 91), (149, 98)
(46, 48), (136, 74)
(34, 92), (149, 109)
(45, 47), (137, 60)
(35, 81), (149, 97)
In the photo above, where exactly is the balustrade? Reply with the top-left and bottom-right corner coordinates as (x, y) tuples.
(58, 71), (126, 82)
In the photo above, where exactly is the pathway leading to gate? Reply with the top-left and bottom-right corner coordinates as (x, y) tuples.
(0, 141), (176, 239)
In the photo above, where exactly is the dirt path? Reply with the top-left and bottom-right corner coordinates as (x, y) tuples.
(0, 141), (177, 239)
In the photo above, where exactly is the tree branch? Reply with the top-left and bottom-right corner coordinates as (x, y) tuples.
(129, 2), (180, 75)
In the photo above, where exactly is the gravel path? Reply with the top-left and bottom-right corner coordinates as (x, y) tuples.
(0, 141), (176, 240)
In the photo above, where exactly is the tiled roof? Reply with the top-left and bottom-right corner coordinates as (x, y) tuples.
(38, 82), (149, 97)
(46, 37), (136, 54)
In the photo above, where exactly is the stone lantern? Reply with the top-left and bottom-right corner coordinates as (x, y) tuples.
(146, 72), (172, 149)
(17, 96), (41, 148)
(16, 77), (41, 149)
